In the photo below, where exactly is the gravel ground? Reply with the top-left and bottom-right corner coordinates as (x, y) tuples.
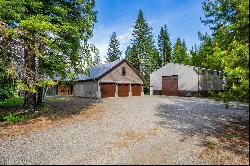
(0, 96), (249, 165)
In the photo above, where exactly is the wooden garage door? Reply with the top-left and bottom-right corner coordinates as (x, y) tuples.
(131, 84), (142, 96)
(100, 83), (116, 98)
(162, 75), (178, 96)
(118, 84), (129, 97)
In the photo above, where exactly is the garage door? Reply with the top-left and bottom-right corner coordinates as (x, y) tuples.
(100, 83), (116, 98)
(118, 84), (129, 97)
(162, 75), (178, 96)
(131, 84), (142, 96)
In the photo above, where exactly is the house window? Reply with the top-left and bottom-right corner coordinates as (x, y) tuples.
(122, 67), (126, 76)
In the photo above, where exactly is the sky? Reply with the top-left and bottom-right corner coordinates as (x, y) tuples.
(89, 0), (211, 63)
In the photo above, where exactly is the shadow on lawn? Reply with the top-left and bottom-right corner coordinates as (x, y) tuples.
(42, 96), (102, 118)
(154, 97), (249, 156)
(0, 96), (102, 124)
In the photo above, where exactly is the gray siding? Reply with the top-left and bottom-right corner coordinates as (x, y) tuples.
(150, 63), (224, 95)
(150, 63), (199, 92)
(73, 81), (99, 98)
(100, 61), (143, 84)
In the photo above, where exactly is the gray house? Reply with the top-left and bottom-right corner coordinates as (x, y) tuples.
(73, 59), (144, 98)
(150, 63), (224, 97)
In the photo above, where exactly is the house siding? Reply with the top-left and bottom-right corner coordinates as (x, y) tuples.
(73, 81), (99, 98)
(57, 83), (72, 96)
(100, 61), (143, 84)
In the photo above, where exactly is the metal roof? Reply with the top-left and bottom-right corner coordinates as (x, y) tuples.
(76, 59), (122, 81)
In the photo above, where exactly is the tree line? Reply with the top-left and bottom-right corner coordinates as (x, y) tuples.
(0, 0), (248, 110)
(0, 0), (99, 109)
(106, 10), (196, 93)
(106, 0), (249, 102)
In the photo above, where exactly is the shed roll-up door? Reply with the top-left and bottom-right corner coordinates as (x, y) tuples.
(162, 75), (178, 96)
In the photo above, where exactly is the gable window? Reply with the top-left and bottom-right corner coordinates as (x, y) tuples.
(122, 67), (126, 76)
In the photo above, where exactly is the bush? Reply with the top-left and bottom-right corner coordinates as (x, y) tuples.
(1, 112), (37, 123)
(0, 97), (24, 107)
(3, 113), (21, 123)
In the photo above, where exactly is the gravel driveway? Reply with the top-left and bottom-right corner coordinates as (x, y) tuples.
(0, 96), (249, 165)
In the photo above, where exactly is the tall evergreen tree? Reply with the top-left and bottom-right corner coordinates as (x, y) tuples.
(126, 10), (159, 92)
(125, 45), (140, 72)
(0, 0), (97, 108)
(171, 37), (188, 64)
(158, 25), (172, 66)
(106, 32), (122, 62)
(92, 53), (101, 66)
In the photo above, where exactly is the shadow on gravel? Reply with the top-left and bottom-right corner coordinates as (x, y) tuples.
(44, 96), (103, 118)
(155, 97), (249, 156)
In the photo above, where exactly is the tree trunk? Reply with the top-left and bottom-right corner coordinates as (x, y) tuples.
(37, 86), (44, 106)
(23, 42), (36, 109)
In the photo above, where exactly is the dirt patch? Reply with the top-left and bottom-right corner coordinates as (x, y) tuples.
(198, 116), (249, 165)
(199, 145), (249, 165)
(0, 117), (53, 141)
(108, 127), (159, 149)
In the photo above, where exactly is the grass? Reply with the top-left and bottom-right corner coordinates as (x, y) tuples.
(45, 97), (68, 103)
(0, 97), (24, 107)
(224, 133), (239, 139)
(0, 97), (48, 123)
(203, 140), (218, 149)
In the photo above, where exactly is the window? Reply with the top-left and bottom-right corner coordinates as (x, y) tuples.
(122, 67), (126, 76)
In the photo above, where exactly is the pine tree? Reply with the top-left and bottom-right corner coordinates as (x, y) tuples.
(158, 25), (172, 66)
(106, 32), (122, 62)
(93, 53), (101, 66)
(125, 45), (140, 72)
(0, 0), (97, 108)
(171, 37), (188, 64)
(189, 44), (200, 66)
(126, 9), (159, 93)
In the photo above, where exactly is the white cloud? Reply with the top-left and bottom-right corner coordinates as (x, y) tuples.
(90, 26), (134, 63)
(117, 28), (133, 55)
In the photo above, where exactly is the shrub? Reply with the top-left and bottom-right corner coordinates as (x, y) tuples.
(1, 112), (37, 123)
(3, 113), (21, 123)
(0, 97), (24, 107)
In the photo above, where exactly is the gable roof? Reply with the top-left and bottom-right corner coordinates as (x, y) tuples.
(77, 59), (144, 81)
(76, 59), (121, 81)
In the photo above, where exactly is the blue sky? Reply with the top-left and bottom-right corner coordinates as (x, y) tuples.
(89, 0), (211, 62)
